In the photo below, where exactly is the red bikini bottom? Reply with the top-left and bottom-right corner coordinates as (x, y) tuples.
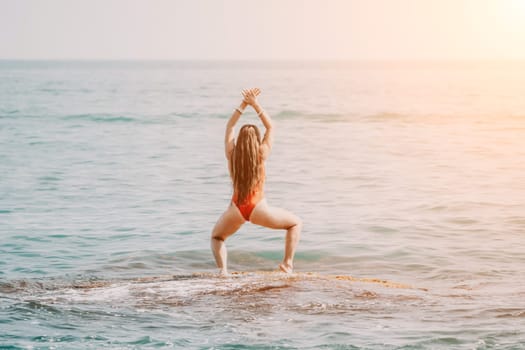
(232, 190), (264, 221)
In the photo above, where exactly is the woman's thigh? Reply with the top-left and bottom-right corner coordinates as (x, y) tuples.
(249, 198), (300, 229)
(211, 202), (246, 240)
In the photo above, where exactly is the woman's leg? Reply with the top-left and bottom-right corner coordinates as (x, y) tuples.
(249, 198), (302, 273)
(211, 202), (246, 275)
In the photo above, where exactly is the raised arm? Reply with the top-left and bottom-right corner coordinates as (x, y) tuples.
(224, 100), (247, 160)
(242, 89), (273, 160)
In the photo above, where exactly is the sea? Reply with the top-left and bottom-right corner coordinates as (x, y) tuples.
(1, 60), (525, 349)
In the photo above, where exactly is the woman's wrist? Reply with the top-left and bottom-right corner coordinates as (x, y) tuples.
(252, 102), (262, 112)
(237, 101), (248, 113)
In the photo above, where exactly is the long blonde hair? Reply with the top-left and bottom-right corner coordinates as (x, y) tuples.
(231, 124), (264, 203)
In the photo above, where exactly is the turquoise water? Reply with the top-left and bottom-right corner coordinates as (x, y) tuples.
(1, 60), (525, 349)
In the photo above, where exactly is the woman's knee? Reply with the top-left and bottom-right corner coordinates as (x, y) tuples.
(211, 226), (231, 241)
(287, 215), (302, 230)
(211, 234), (225, 241)
(211, 222), (242, 241)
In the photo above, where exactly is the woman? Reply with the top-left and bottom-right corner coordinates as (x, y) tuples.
(211, 88), (302, 275)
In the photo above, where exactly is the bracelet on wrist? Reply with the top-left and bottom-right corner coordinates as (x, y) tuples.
(235, 107), (244, 114)
(257, 109), (265, 116)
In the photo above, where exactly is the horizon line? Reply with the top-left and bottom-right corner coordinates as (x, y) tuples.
(2, 57), (525, 63)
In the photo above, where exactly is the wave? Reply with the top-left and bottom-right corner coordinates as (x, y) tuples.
(258, 110), (525, 123)
(91, 110), (419, 124)
(0, 271), (423, 301)
(273, 110), (347, 121)
(268, 110), (420, 123)
(61, 114), (137, 123)
(5, 110), (524, 124)
(4, 271), (522, 348)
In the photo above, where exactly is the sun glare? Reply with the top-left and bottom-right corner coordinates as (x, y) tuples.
(505, 0), (525, 24)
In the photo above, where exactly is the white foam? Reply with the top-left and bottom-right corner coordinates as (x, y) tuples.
(38, 275), (253, 304)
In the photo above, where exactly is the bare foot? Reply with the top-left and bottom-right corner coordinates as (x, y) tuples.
(279, 263), (293, 274)
(218, 268), (229, 277)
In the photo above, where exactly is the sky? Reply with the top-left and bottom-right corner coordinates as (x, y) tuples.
(1, 0), (525, 60)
